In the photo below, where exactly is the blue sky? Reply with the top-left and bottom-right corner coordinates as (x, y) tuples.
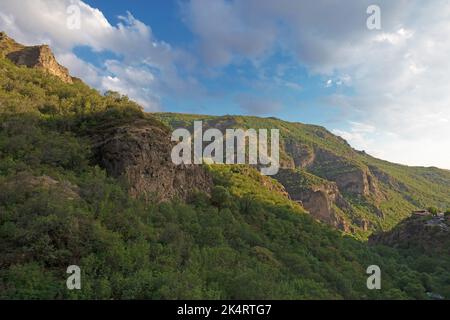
(80, 0), (347, 124)
(0, 0), (449, 169)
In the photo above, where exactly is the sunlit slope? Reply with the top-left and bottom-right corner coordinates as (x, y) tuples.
(155, 113), (450, 235)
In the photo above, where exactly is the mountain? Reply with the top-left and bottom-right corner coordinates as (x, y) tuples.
(370, 212), (449, 252)
(0, 32), (73, 83)
(0, 33), (448, 299)
(155, 113), (450, 238)
(369, 211), (450, 299)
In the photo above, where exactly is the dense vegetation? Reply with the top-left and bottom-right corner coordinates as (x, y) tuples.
(155, 113), (450, 233)
(0, 52), (449, 299)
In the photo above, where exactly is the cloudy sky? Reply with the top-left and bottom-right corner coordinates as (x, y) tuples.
(0, 0), (449, 169)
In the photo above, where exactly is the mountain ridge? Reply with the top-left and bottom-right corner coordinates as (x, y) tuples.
(0, 31), (73, 83)
(0, 34), (449, 299)
(154, 112), (450, 237)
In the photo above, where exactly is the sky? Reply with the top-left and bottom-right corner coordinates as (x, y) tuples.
(0, 0), (449, 169)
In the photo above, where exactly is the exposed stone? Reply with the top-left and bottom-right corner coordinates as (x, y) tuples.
(92, 119), (213, 202)
(1, 31), (73, 83)
(309, 149), (382, 199)
(369, 214), (449, 250)
(274, 168), (352, 232)
(7, 45), (73, 83)
(284, 140), (315, 168)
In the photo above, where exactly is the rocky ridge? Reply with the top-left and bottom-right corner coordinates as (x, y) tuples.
(0, 31), (73, 83)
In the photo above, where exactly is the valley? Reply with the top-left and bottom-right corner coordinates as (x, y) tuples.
(0, 33), (448, 300)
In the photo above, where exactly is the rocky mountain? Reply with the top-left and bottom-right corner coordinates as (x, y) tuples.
(0, 34), (449, 299)
(90, 118), (213, 202)
(369, 212), (449, 251)
(0, 31), (72, 83)
(155, 113), (450, 237)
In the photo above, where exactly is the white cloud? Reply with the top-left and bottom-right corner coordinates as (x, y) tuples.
(1, 0), (449, 168)
(0, 0), (197, 111)
(184, 0), (450, 169)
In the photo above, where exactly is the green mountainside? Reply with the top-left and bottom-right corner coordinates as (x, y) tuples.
(155, 113), (450, 238)
(0, 33), (449, 299)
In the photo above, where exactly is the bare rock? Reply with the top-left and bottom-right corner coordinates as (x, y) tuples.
(284, 140), (315, 168)
(1, 31), (73, 83)
(92, 119), (213, 202)
(274, 168), (352, 232)
(310, 149), (382, 199)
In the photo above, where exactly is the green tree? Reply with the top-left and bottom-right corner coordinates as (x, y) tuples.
(210, 186), (232, 209)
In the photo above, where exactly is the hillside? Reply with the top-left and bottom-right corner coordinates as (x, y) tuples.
(0, 33), (449, 300)
(369, 212), (450, 299)
(155, 113), (450, 238)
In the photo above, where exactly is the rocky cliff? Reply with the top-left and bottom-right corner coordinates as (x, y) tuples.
(274, 168), (372, 232)
(369, 213), (449, 252)
(0, 31), (72, 83)
(91, 118), (213, 202)
(156, 113), (446, 235)
(302, 148), (382, 199)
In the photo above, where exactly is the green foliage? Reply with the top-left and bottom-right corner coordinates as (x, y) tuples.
(0, 54), (448, 300)
(154, 113), (450, 235)
(210, 186), (232, 209)
(427, 206), (439, 215)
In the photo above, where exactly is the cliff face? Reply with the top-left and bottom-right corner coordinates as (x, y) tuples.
(0, 32), (72, 83)
(91, 119), (213, 202)
(284, 140), (315, 168)
(156, 113), (417, 235)
(369, 214), (449, 252)
(306, 148), (381, 198)
(274, 168), (372, 232)
(0, 32), (212, 202)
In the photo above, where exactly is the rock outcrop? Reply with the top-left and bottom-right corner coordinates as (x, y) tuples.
(91, 119), (213, 202)
(307, 149), (382, 199)
(0, 31), (73, 83)
(284, 140), (315, 168)
(1, 172), (80, 201)
(274, 168), (354, 232)
(369, 214), (449, 251)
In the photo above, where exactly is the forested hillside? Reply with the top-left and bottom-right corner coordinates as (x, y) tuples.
(0, 34), (449, 299)
(156, 113), (450, 237)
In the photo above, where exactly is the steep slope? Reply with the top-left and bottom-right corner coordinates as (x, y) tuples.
(0, 31), (72, 83)
(369, 212), (450, 299)
(369, 213), (449, 251)
(155, 113), (450, 237)
(90, 118), (213, 202)
(274, 168), (361, 233)
(0, 36), (212, 203)
(0, 34), (449, 300)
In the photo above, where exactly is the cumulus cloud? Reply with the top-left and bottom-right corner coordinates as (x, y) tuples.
(0, 0), (197, 110)
(182, 0), (408, 71)
(184, 0), (450, 169)
(1, 0), (449, 168)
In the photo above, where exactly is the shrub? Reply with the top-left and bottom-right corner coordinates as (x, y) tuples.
(210, 186), (232, 209)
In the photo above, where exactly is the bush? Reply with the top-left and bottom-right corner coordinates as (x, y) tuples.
(427, 206), (439, 215)
(210, 186), (232, 209)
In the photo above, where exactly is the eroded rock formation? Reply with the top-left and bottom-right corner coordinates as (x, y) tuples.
(92, 119), (213, 202)
(1, 31), (73, 83)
